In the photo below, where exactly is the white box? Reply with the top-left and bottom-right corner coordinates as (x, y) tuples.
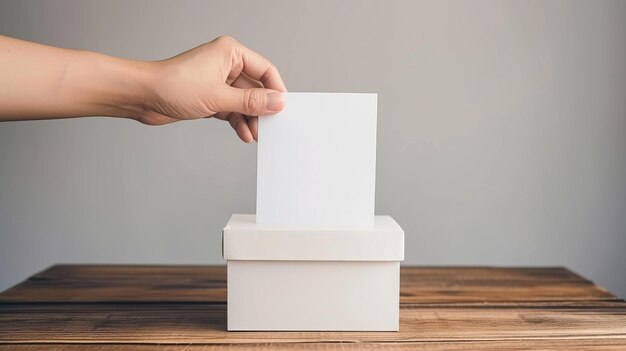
(222, 214), (404, 331)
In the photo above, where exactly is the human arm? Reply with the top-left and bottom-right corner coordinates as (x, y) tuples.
(0, 35), (286, 142)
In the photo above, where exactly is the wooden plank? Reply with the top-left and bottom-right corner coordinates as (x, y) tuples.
(0, 265), (620, 305)
(0, 265), (227, 303)
(3, 339), (626, 351)
(0, 303), (625, 344)
(400, 266), (620, 304)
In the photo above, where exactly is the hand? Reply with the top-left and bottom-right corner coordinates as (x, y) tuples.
(138, 36), (287, 143)
(0, 35), (286, 143)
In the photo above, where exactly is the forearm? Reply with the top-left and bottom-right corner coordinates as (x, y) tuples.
(0, 35), (154, 121)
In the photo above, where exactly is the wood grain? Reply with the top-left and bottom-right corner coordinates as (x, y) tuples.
(0, 265), (619, 305)
(1, 303), (625, 343)
(0, 265), (624, 350)
(0, 265), (227, 303)
(3, 340), (626, 351)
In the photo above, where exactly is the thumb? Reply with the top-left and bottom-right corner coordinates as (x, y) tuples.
(217, 87), (285, 116)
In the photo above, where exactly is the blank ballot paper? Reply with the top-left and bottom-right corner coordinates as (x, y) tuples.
(256, 93), (377, 227)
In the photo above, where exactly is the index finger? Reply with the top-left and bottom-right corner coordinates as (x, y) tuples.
(235, 42), (287, 92)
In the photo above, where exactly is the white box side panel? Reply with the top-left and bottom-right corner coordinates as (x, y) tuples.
(227, 260), (399, 331)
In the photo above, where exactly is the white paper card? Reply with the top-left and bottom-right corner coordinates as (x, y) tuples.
(257, 92), (377, 226)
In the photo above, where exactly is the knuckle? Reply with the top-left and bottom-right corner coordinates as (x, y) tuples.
(214, 35), (241, 64)
(259, 64), (278, 85)
(215, 35), (236, 46)
(231, 116), (243, 130)
(260, 67), (273, 83)
(244, 89), (263, 115)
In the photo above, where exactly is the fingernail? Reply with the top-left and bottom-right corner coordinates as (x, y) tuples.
(265, 93), (284, 112)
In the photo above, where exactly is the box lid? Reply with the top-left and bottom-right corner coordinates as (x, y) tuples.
(222, 214), (404, 261)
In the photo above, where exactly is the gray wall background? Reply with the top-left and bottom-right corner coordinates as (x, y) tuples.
(1, 0), (625, 297)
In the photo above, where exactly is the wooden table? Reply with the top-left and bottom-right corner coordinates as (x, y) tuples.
(0, 265), (625, 350)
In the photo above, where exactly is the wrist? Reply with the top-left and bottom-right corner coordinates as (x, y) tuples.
(79, 51), (158, 120)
